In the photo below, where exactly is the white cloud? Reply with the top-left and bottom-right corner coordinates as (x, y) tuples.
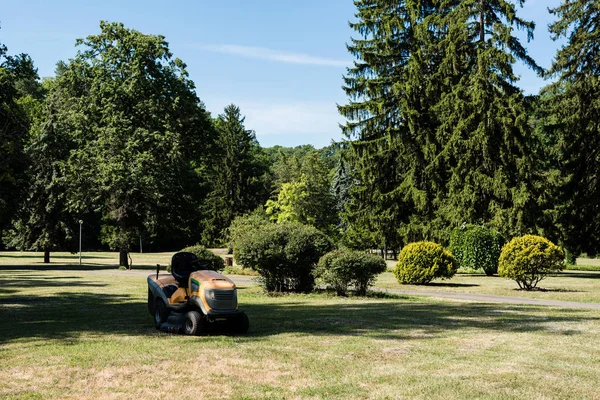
(198, 44), (349, 67)
(205, 98), (346, 147)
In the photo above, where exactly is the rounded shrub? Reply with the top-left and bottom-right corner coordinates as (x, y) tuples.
(180, 245), (225, 272)
(394, 242), (457, 284)
(498, 235), (564, 290)
(234, 221), (333, 293)
(449, 225), (504, 276)
(316, 249), (387, 296)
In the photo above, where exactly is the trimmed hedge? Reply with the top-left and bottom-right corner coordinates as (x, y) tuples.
(180, 245), (225, 271)
(394, 242), (457, 284)
(449, 225), (504, 275)
(234, 221), (333, 293)
(498, 235), (564, 290)
(316, 250), (387, 296)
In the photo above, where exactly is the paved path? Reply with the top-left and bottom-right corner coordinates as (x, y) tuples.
(376, 288), (600, 310)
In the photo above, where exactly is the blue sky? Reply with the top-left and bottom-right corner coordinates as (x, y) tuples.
(1, 0), (563, 148)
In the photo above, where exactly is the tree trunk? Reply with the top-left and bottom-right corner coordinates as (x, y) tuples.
(119, 249), (129, 269)
(44, 250), (50, 264)
(479, 0), (485, 44)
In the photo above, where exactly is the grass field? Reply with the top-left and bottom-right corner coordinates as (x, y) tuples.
(1, 255), (600, 399)
(375, 270), (600, 304)
(0, 251), (174, 269)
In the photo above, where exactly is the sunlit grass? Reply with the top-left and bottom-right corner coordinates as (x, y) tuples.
(1, 268), (600, 399)
(374, 269), (600, 303)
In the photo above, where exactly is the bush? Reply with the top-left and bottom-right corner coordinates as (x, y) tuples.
(227, 209), (271, 253)
(234, 222), (333, 293)
(316, 250), (387, 296)
(565, 249), (578, 265)
(180, 245), (225, 272)
(394, 242), (457, 284)
(449, 225), (504, 276)
(498, 235), (564, 290)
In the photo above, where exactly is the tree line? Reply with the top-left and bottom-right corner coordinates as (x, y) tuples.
(0, 22), (340, 266)
(1, 0), (599, 264)
(338, 0), (600, 259)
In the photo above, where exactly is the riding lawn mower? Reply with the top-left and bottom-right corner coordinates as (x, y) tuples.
(147, 252), (249, 335)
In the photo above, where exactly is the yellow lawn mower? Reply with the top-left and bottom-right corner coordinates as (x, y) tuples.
(147, 252), (249, 335)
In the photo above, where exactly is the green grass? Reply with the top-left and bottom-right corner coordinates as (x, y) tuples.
(375, 270), (600, 303)
(1, 268), (600, 399)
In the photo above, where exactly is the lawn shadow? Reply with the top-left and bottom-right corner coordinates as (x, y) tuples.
(421, 282), (479, 288)
(0, 264), (157, 271)
(1, 274), (598, 344)
(553, 272), (600, 280)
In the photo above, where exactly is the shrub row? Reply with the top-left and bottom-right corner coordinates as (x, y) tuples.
(227, 214), (565, 293)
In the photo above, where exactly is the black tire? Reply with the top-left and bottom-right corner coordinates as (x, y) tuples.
(154, 299), (169, 330)
(183, 311), (202, 335)
(232, 312), (249, 334)
(147, 289), (154, 315)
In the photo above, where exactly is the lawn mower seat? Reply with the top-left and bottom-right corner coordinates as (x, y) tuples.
(171, 252), (200, 287)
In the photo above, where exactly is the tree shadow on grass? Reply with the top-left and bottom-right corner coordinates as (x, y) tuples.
(419, 282), (479, 288)
(553, 272), (600, 280)
(1, 277), (598, 345)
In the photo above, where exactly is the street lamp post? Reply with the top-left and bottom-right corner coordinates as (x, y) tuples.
(79, 220), (83, 266)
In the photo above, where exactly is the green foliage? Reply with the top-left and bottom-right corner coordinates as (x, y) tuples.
(339, 0), (543, 247)
(449, 225), (504, 276)
(536, 1), (600, 256)
(180, 245), (225, 272)
(266, 176), (310, 223)
(4, 103), (77, 256)
(48, 21), (214, 263)
(394, 242), (457, 285)
(0, 42), (37, 236)
(315, 249), (386, 296)
(498, 235), (565, 290)
(266, 151), (337, 235)
(202, 104), (271, 246)
(227, 208), (271, 252)
(565, 250), (577, 266)
(234, 222), (333, 293)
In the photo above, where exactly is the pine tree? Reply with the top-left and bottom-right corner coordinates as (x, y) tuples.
(202, 105), (270, 245)
(432, 0), (542, 238)
(0, 42), (36, 238)
(339, 0), (441, 250)
(4, 94), (77, 262)
(544, 0), (600, 255)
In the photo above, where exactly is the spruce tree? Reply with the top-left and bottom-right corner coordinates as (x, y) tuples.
(5, 94), (77, 262)
(432, 0), (542, 237)
(203, 105), (270, 245)
(545, 0), (600, 255)
(339, 0), (440, 250)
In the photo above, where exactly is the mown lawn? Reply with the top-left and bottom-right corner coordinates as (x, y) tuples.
(0, 251), (174, 269)
(1, 267), (600, 399)
(375, 270), (600, 304)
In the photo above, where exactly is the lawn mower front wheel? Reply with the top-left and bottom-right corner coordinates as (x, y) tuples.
(183, 311), (203, 335)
